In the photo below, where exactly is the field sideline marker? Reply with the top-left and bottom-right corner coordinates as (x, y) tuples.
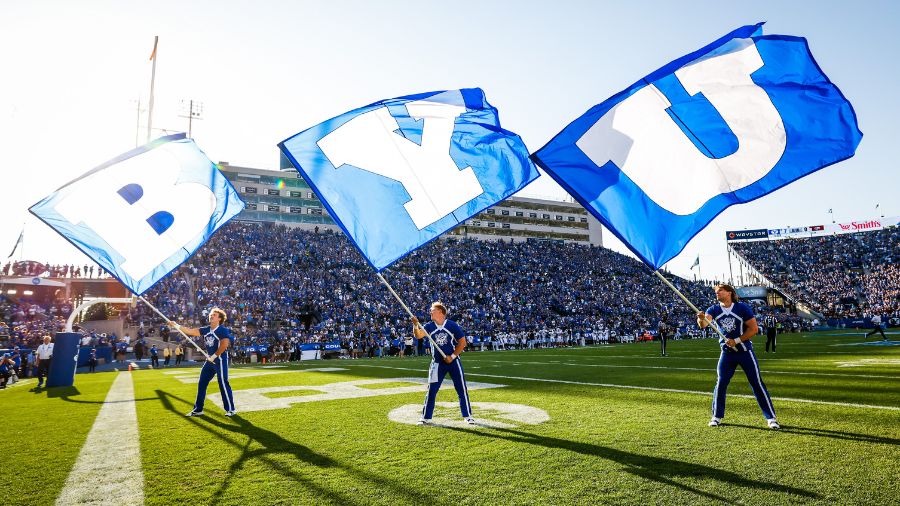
(56, 372), (144, 506)
(354, 364), (900, 412)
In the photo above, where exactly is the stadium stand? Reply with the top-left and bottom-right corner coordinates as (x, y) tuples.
(732, 227), (899, 319)
(123, 221), (717, 352)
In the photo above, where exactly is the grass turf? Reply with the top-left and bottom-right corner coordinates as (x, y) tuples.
(3, 330), (899, 505)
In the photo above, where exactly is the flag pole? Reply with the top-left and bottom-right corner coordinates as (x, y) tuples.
(375, 272), (447, 359)
(138, 295), (211, 360)
(652, 270), (733, 348)
(146, 36), (158, 143)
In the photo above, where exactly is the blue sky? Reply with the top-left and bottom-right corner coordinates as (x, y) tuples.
(1, 0), (897, 282)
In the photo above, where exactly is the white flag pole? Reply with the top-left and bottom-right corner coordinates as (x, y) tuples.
(146, 36), (158, 143)
(652, 270), (734, 349)
(375, 272), (447, 359)
(138, 295), (211, 360)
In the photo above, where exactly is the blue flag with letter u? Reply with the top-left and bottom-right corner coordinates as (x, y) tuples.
(30, 134), (245, 295)
(279, 88), (539, 271)
(532, 23), (862, 269)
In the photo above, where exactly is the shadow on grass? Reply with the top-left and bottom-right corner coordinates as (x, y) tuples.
(155, 390), (440, 506)
(727, 423), (900, 446)
(447, 426), (819, 504)
(38, 383), (158, 404)
(45, 385), (80, 398)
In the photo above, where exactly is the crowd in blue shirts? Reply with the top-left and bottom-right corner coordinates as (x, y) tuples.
(128, 221), (718, 350)
(733, 228), (899, 319)
(0, 298), (70, 349)
(6, 223), (893, 359)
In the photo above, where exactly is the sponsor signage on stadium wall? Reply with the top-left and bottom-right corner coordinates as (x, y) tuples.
(834, 219), (886, 233)
(757, 216), (899, 240)
(725, 229), (769, 241)
(736, 286), (768, 299)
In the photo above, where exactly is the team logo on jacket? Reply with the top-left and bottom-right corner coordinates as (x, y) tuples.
(205, 335), (216, 347)
(435, 332), (449, 346)
(719, 317), (737, 334)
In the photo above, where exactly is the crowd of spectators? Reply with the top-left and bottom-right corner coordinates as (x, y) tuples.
(1, 260), (111, 279)
(10, 221), (854, 360)
(127, 221), (719, 351)
(0, 296), (71, 349)
(733, 228), (899, 319)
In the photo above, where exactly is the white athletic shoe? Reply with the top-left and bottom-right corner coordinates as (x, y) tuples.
(465, 417), (476, 425)
(417, 418), (431, 426)
(186, 409), (204, 417)
(767, 419), (781, 430)
(225, 410), (236, 417)
(708, 417), (722, 427)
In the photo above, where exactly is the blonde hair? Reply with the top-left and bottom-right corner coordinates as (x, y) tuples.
(430, 301), (448, 316)
(210, 307), (228, 323)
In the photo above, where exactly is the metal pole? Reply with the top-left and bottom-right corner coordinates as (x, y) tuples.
(375, 272), (447, 359)
(138, 295), (210, 359)
(187, 99), (193, 138)
(147, 36), (158, 143)
(727, 244), (735, 285)
(134, 98), (141, 147)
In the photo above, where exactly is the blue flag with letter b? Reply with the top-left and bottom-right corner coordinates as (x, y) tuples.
(30, 134), (245, 295)
(533, 23), (862, 269)
(279, 88), (539, 271)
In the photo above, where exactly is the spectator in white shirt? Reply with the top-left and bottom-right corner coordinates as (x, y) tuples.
(36, 335), (54, 388)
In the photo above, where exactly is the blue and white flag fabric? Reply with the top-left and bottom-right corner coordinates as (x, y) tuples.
(30, 134), (245, 295)
(532, 23), (862, 269)
(279, 88), (539, 271)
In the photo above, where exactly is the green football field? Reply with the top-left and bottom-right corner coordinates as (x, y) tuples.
(4, 330), (899, 505)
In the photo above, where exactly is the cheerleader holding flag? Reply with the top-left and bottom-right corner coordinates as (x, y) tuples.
(532, 23), (861, 428)
(30, 133), (245, 369)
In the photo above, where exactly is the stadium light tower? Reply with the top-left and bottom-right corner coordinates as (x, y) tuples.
(179, 99), (204, 138)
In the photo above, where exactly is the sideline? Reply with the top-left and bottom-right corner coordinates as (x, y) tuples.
(352, 364), (900, 412)
(56, 372), (144, 506)
(473, 359), (900, 380)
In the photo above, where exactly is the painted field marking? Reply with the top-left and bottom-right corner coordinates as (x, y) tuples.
(353, 364), (900, 412)
(473, 359), (900, 380)
(56, 372), (143, 506)
(389, 402), (549, 429)
(208, 377), (505, 412)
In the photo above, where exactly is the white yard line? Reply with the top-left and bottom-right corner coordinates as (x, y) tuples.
(472, 360), (900, 380)
(353, 364), (900, 412)
(56, 372), (143, 506)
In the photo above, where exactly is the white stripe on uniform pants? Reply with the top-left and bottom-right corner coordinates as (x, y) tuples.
(193, 357), (235, 412)
(713, 345), (775, 420)
(421, 358), (471, 419)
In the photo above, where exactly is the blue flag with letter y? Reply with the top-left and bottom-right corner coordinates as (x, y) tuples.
(532, 23), (862, 269)
(30, 134), (245, 295)
(279, 88), (539, 271)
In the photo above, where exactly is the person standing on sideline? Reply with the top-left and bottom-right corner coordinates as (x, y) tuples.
(698, 284), (780, 430)
(865, 315), (887, 341)
(657, 314), (671, 357)
(174, 344), (184, 366)
(88, 348), (98, 373)
(163, 346), (171, 367)
(175, 307), (236, 417)
(764, 313), (778, 353)
(412, 302), (475, 426)
(35, 335), (54, 388)
(150, 345), (159, 368)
